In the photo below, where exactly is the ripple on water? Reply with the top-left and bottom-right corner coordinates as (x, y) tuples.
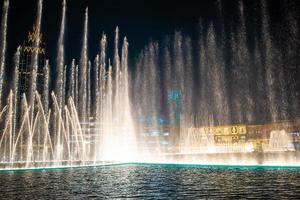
(0, 165), (300, 199)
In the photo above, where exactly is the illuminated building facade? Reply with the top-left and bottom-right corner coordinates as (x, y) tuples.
(186, 121), (300, 152)
(18, 25), (46, 99)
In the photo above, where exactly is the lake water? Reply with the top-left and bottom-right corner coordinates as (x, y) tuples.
(0, 164), (300, 199)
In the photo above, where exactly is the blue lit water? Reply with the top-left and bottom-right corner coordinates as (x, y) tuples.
(0, 164), (300, 199)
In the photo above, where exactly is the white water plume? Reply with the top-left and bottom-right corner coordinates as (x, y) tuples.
(28, 0), (43, 123)
(56, 0), (66, 109)
(79, 7), (88, 122)
(0, 0), (9, 109)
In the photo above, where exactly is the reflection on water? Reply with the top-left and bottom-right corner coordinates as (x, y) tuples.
(0, 165), (300, 199)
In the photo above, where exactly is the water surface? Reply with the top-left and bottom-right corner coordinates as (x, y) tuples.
(0, 165), (300, 199)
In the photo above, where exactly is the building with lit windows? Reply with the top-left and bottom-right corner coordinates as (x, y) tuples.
(18, 25), (46, 100)
(183, 120), (300, 153)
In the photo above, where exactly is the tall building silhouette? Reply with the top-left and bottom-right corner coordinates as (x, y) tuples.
(18, 25), (46, 99)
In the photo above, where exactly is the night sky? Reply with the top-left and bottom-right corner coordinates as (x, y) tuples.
(5, 0), (210, 65)
(2, 0), (300, 68)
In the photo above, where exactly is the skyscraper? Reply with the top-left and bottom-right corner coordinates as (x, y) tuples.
(18, 25), (46, 99)
(13, 24), (49, 132)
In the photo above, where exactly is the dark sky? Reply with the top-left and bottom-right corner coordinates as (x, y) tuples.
(4, 0), (212, 65)
(2, 0), (297, 66)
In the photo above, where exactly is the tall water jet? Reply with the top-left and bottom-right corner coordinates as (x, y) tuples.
(56, 0), (66, 109)
(113, 27), (120, 116)
(120, 37), (136, 158)
(52, 92), (63, 163)
(96, 34), (106, 123)
(100, 34), (107, 76)
(182, 36), (193, 138)
(93, 54), (99, 120)
(74, 64), (79, 109)
(136, 50), (146, 118)
(86, 60), (91, 156)
(6, 91), (13, 163)
(34, 92), (53, 163)
(283, 0), (300, 119)
(112, 37), (136, 160)
(198, 20), (210, 125)
(100, 59), (113, 160)
(214, 0), (230, 125)
(100, 35), (137, 161)
(207, 24), (229, 125)
(79, 7), (88, 122)
(140, 41), (160, 130)
(43, 60), (49, 114)
(133, 51), (143, 122)
(162, 37), (172, 126)
(252, 1), (268, 123)
(261, 0), (281, 122)
(121, 37), (131, 123)
(230, 1), (254, 123)
(28, 0), (43, 124)
(133, 40), (163, 154)
(173, 32), (184, 126)
(0, 0), (9, 109)
(92, 55), (99, 162)
(87, 61), (91, 121)
(69, 59), (76, 101)
(149, 41), (160, 128)
(12, 47), (21, 147)
(62, 65), (67, 107)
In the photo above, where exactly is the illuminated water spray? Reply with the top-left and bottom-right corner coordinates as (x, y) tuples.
(28, 0), (43, 124)
(12, 47), (21, 147)
(56, 0), (66, 109)
(79, 7), (88, 123)
(43, 60), (49, 114)
(0, 0), (9, 109)
(69, 59), (76, 100)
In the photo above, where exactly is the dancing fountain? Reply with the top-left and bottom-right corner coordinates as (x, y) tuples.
(132, 0), (300, 165)
(0, 0), (136, 169)
(0, 0), (299, 169)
